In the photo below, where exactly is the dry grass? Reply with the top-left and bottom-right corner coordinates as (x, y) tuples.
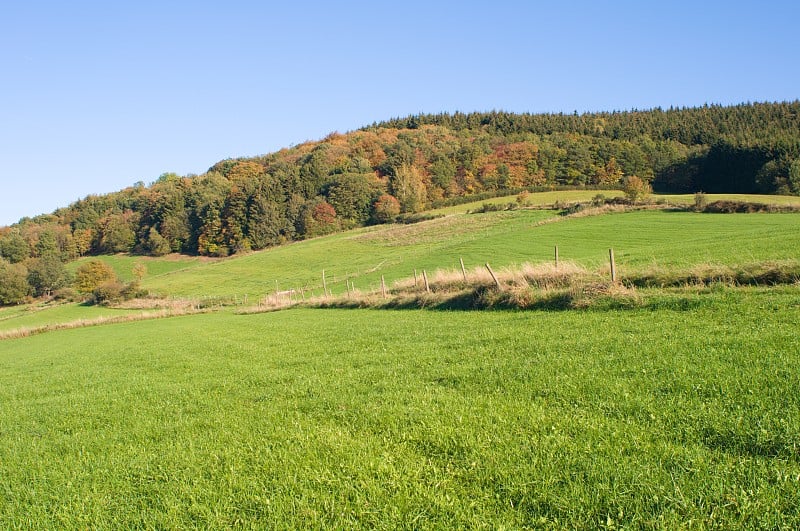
(0, 307), (211, 341)
(110, 297), (202, 311)
(350, 213), (508, 247)
(245, 258), (799, 313)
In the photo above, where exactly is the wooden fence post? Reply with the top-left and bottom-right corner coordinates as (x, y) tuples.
(423, 270), (430, 293)
(460, 257), (467, 281)
(381, 276), (387, 298)
(609, 248), (617, 283)
(555, 245), (559, 269)
(414, 269), (418, 288)
(322, 269), (328, 298)
(485, 263), (502, 290)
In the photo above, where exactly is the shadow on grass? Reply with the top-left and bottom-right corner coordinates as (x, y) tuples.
(315, 286), (714, 313)
(700, 427), (799, 462)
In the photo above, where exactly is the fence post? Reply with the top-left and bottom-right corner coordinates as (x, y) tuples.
(423, 270), (431, 293)
(485, 263), (502, 290)
(555, 245), (559, 269)
(322, 269), (328, 298)
(460, 257), (467, 281)
(609, 248), (617, 283)
(381, 276), (387, 298)
(414, 269), (418, 288)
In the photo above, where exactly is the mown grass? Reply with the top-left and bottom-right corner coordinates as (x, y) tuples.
(1, 287), (798, 528)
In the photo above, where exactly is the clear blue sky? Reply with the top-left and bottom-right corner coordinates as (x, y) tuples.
(1, 0), (798, 226)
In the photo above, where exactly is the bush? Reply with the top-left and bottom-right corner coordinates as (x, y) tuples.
(91, 281), (125, 305)
(121, 281), (148, 300)
(53, 287), (81, 302)
(694, 192), (708, 212)
(75, 260), (118, 294)
(622, 175), (652, 203)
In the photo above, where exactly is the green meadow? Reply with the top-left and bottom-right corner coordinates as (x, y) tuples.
(1, 288), (799, 528)
(139, 209), (800, 300)
(2, 190), (800, 527)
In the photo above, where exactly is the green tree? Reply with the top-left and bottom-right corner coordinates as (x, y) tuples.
(788, 159), (800, 194)
(145, 227), (171, 256)
(0, 231), (31, 263)
(26, 254), (69, 297)
(325, 173), (378, 225)
(0, 258), (30, 305)
(390, 164), (427, 213)
(97, 211), (138, 253)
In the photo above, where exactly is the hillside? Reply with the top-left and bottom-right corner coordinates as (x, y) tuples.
(1, 103), (799, 306)
(3, 191), (799, 333)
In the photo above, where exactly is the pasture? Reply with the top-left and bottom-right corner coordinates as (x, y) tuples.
(2, 191), (800, 527)
(1, 287), (799, 528)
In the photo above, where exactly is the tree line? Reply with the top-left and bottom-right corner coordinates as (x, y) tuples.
(1, 102), (799, 304)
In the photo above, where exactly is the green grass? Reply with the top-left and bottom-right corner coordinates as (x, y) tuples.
(0, 302), (145, 333)
(141, 209), (800, 300)
(428, 189), (625, 215)
(67, 254), (204, 282)
(656, 192), (800, 206)
(1, 287), (798, 528)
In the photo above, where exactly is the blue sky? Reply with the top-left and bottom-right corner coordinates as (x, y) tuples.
(1, 0), (798, 226)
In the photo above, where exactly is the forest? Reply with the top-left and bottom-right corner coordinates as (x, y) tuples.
(1, 101), (799, 303)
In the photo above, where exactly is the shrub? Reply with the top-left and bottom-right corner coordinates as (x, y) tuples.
(591, 193), (607, 207)
(92, 281), (125, 305)
(75, 260), (118, 294)
(694, 192), (708, 212)
(622, 175), (652, 203)
(53, 287), (81, 302)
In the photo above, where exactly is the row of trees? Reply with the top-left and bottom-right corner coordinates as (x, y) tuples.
(0, 254), (127, 306)
(1, 102), (798, 285)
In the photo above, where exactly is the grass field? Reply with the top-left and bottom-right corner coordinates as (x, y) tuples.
(2, 191), (800, 527)
(4, 195), (799, 333)
(0, 302), (138, 333)
(67, 253), (205, 283)
(1, 287), (798, 528)
(141, 209), (800, 300)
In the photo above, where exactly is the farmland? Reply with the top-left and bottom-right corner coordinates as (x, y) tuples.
(1, 191), (800, 528)
(1, 288), (799, 528)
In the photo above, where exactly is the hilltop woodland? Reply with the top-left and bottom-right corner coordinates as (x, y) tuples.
(1, 102), (799, 303)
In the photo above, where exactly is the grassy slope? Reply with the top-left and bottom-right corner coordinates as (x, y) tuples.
(1, 288), (798, 528)
(141, 209), (800, 299)
(4, 190), (799, 331)
(0, 303), (137, 333)
(66, 254), (204, 283)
